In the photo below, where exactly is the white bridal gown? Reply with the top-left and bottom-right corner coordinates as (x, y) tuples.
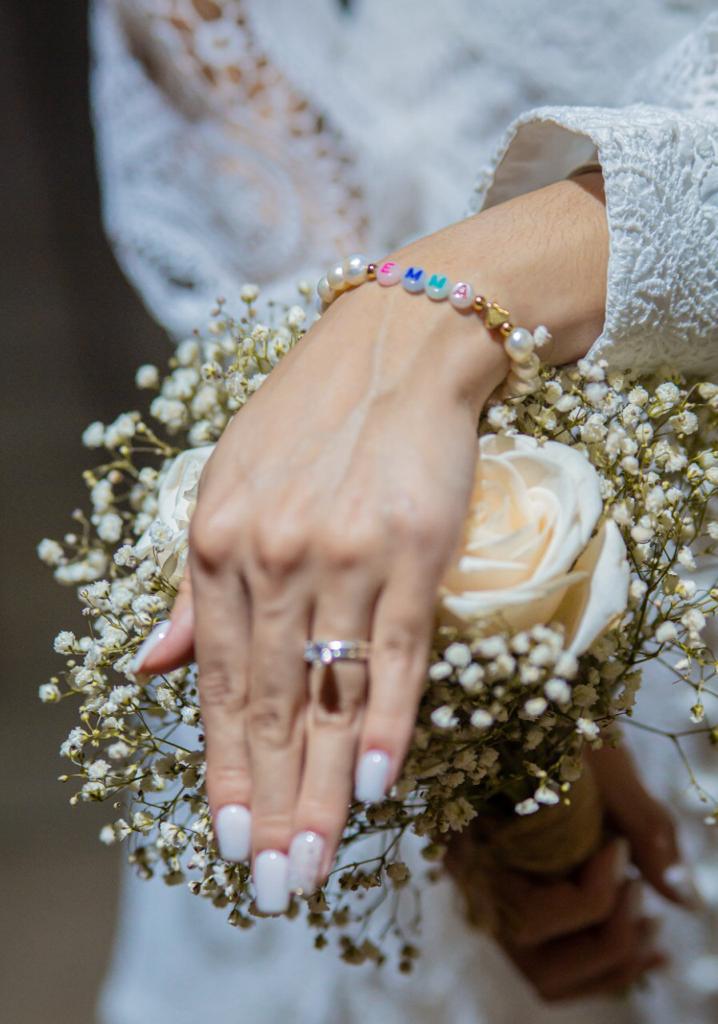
(92, 1), (718, 1021)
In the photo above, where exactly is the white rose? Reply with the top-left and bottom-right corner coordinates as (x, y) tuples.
(439, 434), (629, 657)
(135, 446), (215, 586)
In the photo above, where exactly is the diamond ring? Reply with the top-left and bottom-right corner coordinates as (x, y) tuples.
(303, 640), (372, 665)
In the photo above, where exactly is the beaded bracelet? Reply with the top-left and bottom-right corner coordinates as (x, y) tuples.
(316, 255), (551, 398)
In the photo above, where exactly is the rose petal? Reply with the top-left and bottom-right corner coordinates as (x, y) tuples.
(555, 520), (630, 657)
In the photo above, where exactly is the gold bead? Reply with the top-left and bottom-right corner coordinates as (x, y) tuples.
(473, 294), (486, 312)
(498, 321), (514, 338)
(484, 303), (511, 330)
(367, 263), (377, 280)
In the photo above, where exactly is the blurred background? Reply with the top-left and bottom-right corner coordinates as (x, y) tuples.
(1, 2), (167, 1020)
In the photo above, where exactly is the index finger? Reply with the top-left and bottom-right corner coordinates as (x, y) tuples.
(501, 838), (631, 948)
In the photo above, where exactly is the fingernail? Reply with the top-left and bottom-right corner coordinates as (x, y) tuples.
(254, 850), (290, 914)
(131, 620), (171, 674)
(288, 830), (325, 895)
(663, 863), (704, 909)
(612, 838), (632, 884)
(215, 804), (251, 862)
(355, 750), (391, 803)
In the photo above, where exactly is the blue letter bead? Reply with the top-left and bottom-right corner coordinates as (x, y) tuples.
(402, 266), (426, 293)
(426, 273), (451, 300)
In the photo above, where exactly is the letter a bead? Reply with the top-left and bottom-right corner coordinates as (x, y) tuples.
(426, 273), (451, 300)
(449, 282), (474, 310)
(377, 261), (402, 286)
(402, 266), (426, 293)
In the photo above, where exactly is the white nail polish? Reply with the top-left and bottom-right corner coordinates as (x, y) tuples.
(663, 864), (703, 908)
(288, 831), (325, 895)
(254, 850), (290, 914)
(131, 620), (171, 674)
(215, 805), (251, 862)
(355, 750), (390, 803)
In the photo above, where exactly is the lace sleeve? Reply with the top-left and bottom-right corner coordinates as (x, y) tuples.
(467, 13), (718, 376)
(90, 0), (369, 337)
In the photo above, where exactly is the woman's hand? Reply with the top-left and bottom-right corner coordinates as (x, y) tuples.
(136, 173), (609, 912)
(446, 744), (701, 1002)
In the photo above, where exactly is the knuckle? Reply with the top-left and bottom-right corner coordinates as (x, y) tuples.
(252, 520), (309, 577)
(320, 525), (378, 572)
(208, 760), (251, 796)
(248, 696), (294, 748)
(385, 500), (441, 548)
(374, 621), (422, 663)
(190, 512), (236, 570)
(199, 667), (233, 708)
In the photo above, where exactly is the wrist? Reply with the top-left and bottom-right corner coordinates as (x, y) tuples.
(394, 172), (608, 367)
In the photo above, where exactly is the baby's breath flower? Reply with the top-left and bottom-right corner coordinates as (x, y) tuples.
(135, 364), (160, 389)
(37, 538), (63, 565)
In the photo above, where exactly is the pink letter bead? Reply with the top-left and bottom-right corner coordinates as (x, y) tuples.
(426, 273), (451, 300)
(402, 266), (426, 293)
(449, 281), (475, 310)
(377, 260), (402, 286)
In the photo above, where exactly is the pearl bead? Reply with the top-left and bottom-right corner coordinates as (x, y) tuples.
(376, 260), (402, 286)
(317, 276), (334, 304)
(509, 353), (541, 380)
(505, 327), (535, 363)
(343, 253), (368, 286)
(327, 263), (347, 291)
(506, 373), (539, 396)
(402, 266), (426, 293)
(425, 273), (451, 300)
(449, 282), (474, 310)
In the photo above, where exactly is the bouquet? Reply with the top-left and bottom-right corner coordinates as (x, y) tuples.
(39, 284), (718, 968)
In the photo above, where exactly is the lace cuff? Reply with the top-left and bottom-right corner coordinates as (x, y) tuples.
(467, 15), (718, 376)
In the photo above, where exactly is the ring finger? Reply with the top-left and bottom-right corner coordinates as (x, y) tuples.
(290, 575), (380, 896)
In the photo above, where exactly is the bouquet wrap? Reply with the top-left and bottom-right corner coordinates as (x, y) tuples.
(452, 765), (603, 937)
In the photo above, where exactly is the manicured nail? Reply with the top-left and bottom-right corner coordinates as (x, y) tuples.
(288, 831), (325, 895)
(131, 620), (171, 674)
(612, 838), (632, 884)
(215, 804), (251, 862)
(663, 863), (704, 909)
(355, 750), (391, 803)
(254, 850), (290, 914)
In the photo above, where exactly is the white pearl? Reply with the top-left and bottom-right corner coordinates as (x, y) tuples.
(449, 281), (474, 310)
(425, 273), (451, 300)
(505, 327), (535, 363)
(343, 253), (368, 286)
(509, 353), (541, 380)
(506, 373), (540, 396)
(327, 263), (347, 291)
(376, 260), (402, 286)
(317, 276), (334, 303)
(402, 266), (426, 293)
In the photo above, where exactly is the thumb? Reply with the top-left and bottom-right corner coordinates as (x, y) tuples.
(131, 570), (195, 676)
(587, 743), (702, 910)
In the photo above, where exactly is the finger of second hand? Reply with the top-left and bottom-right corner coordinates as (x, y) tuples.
(512, 880), (647, 999)
(247, 586), (312, 914)
(191, 558), (253, 865)
(290, 585), (377, 896)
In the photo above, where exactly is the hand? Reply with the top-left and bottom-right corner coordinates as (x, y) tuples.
(446, 743), (700, 1002)
(135, 173), (609, 911)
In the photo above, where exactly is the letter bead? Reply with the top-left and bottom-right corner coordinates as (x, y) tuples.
(377, 260), (402, 286)
(426, 273), (451, 300)
(402, 266), (426, 293)
(449, 281), (475, 310)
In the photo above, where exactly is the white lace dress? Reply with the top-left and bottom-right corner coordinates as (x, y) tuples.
(91, 2), (718, 1021)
